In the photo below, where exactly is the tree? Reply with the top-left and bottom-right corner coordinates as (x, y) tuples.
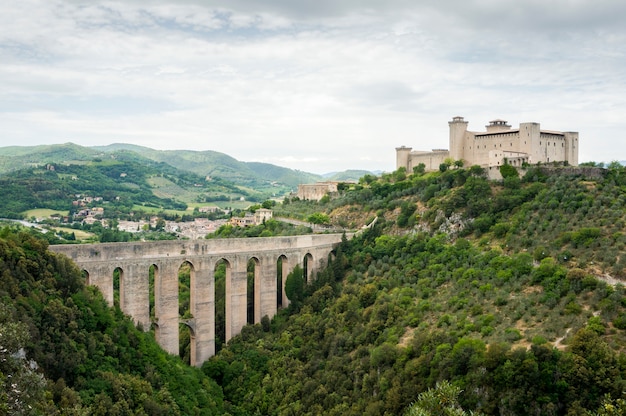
(0, 302), (47, 414)
(468, 165), (485, 177)
(413, 163), (426, 175)
(262, 200), (275, 209)
(588, 395), (626, 415)
(404, 380), (484, 416)
(360, 174), (377, 185)
(154, 218), (166, 231)
(393, 167), (407, 182)
(284, 265), (305, 305)
(499, 163), (518, 179)
(308, 212), (330, 225)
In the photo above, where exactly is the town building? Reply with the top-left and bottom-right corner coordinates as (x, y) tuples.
(229, 209), (274, 228)
(396, 116), (579, 174)
(230, 213), (255, 228)
(254, 208), (273, 224)
(297, 182), (338, 201)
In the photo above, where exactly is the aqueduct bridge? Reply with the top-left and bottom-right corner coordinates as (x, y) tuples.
(50, 234), (346, 366)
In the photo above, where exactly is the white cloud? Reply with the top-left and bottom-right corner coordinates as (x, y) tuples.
(1, 0), (625, 173)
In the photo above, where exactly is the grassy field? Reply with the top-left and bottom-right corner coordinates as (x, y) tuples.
(51, 227), (95, 241)
(131, 204), (194, 216)
(147, 175), (200, 203)
(23, 209), (70, 219)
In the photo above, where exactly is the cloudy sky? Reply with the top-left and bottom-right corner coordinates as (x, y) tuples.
(1, 1), (625, 174)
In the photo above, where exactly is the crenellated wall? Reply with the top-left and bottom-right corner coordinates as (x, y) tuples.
(50, 234), (346, 366)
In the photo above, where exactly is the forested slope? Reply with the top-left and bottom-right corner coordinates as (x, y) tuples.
(0, 228), (223, 415)
(207, 164), (626, 415)
(4, 163), (626, 415)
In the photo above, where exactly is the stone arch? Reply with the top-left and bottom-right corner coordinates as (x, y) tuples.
(178, 260), (195, 318)
(178, 260), (195, 365)
(247, 257), (261, 324)
(113, 266), (124, 311)
(180, 319), (197, 366)
(149, 264), (159, 328)
(81, 269), (90, 286)
(328, 249), (337, 265)
(214, 258), (230, 351)
(303, 253), (314, 283)
(277, 255), (289, 308)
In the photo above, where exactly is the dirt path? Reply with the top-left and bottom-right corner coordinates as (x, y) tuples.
(553, 328), (572, 350)
(596, 274), (624, 286)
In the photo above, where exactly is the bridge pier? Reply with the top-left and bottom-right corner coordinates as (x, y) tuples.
(155, 262), (180, 356)
(225, 257), (247, 343)
(260, 255), (277, 322)
(191, 260), (215, 366)
(124, 263), (150, 330)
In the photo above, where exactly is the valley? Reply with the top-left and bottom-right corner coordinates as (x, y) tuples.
(1, 149), (626, 415)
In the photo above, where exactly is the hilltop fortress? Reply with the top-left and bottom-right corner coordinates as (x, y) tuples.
(396, 116), (579, 174)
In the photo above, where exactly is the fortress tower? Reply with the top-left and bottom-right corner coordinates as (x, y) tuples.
(396, 146), (413, 171)
(448, 116), (468, 162)
(564, 132), (579, 166)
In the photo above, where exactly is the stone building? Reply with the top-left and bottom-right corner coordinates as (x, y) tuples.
(254, 208), (273, 224)
(229, 209), (273, 228)
(297, 182), (338, 201)
(396, 116), (579, 173)
(230, 213), (255, 227)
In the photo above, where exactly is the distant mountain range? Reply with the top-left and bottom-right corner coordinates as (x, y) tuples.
(0, 143), (374, 189)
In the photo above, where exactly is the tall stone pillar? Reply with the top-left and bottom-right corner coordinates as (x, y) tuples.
(192, 261), (215, 366)
(123, 263), (150, 330)
(259, 255), (277, 321)
(225, 257), (247, 342)
(155, 262), (180, 356)
(89, 263), (115, 306)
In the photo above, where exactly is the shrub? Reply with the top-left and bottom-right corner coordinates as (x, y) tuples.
(612, 314), (626, 330)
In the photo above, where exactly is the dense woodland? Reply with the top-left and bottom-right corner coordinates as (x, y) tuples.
(3, 162), (626, 415)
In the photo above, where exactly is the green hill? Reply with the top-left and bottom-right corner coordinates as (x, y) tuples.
(324, 169), (374, 182)
(0, 158), (246, 219)
(208, 163), (626, 415)
(93, 143), (324, 189)
(0, 143), (378, 201)
(0, 143), (331, 198)
(4, 162), (626, 415)
(0, 142), (103, 172)
(0, 228), (224, 414)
